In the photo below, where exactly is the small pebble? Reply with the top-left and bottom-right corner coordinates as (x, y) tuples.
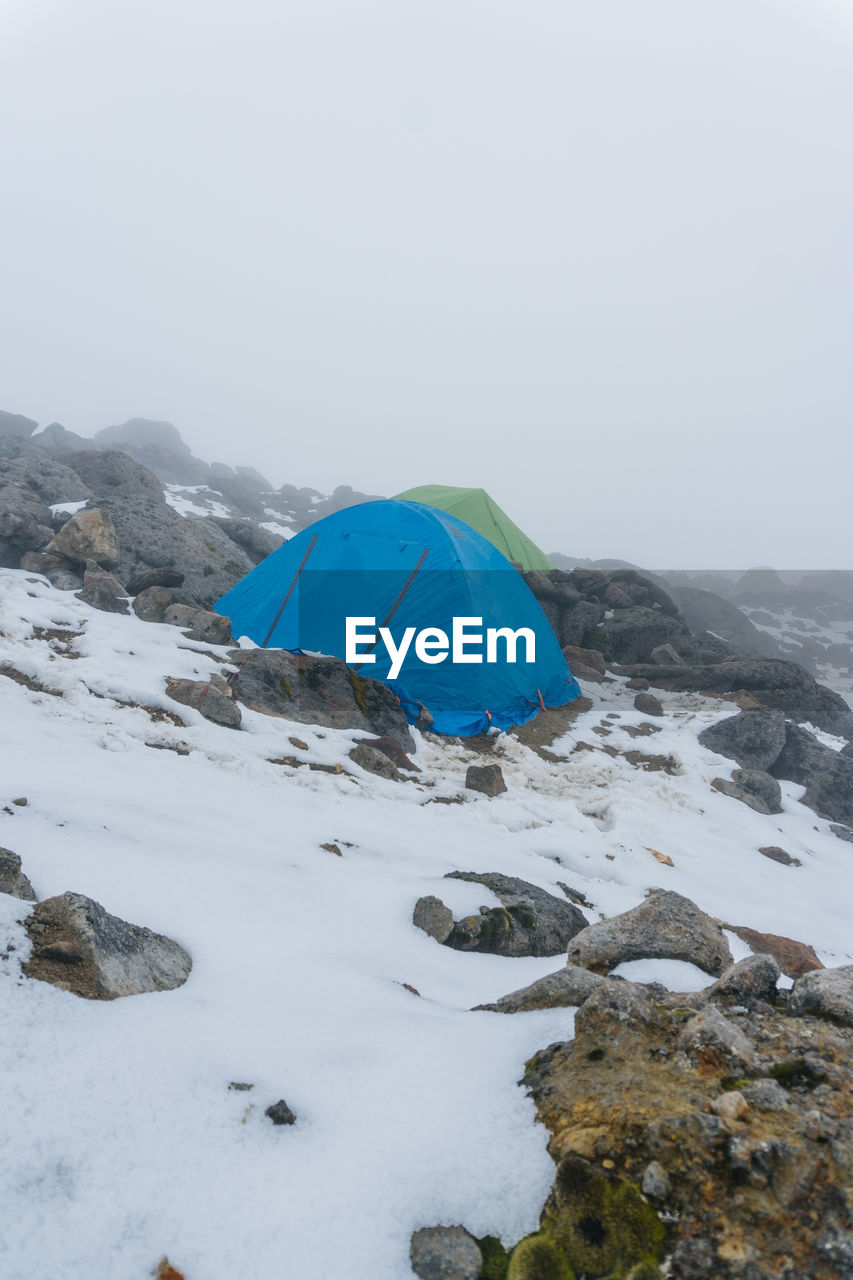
(265, 1099), (296, 1126)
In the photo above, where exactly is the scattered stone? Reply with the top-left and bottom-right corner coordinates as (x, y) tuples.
(319, 842), (342, 857)
(289, 737), (308, 750)
(758, 844), (801, 867)
(227, 648), (413, 750)
(24, 892), (191, 999)
(564, 889), (733, 977)
(641, 1159), (671, 1201)
(648, 847), (674, 866)
(788, 965), (853, 1027)
(711, 768), (783, 815)
(464, 764), (506, 796)
(698, 707), (787, 772)
(410, 1226), (482, 1280)
(228, 1081), (254, 1092)
(444, 872), (587, 958)
(633, 691), (663, 716)
(47, 507), (119, 567)
(0, 847), (37, 901)
(353, 734), (417, 771)
(722, 923), (823, 979)
(706, 953), (781, 1006)
(473, 965), (609, 1013)
(413, 896), (454, 944)
(265, 1099), (296, 1126)
(740, 1079), (790, 1111)
(12, 796), (27, 806)
(677, 1006), (756, 1072)
(165, 676), (242, 730)
(348, 742), (400, 780)
(625, 676), (650, 690)
(710, 1091), (749, 1124)
(557, 882), (594, 909)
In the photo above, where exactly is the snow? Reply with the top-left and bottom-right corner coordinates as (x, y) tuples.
(0, 568), (851, 1279)
(164, 484), (233, 519)
(260, 519), (295, 540)
(49, 499), (88, 517)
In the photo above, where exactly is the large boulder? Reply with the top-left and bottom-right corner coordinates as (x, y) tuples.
(209, 517), (284, 564)
(0, 409), (38, 437)
(617, 657), (853, 738)
(92, 419), (210, 486)
(63, 448), (166, 502)
(47, 507), (120, 568)
(474, 965), (612, 1013)
(564, 889), (733, 977)
(788, 965), (853, 1026)
(673, 586), (784, 660)
(443, 871), (588, 958)
(699, 707), (788, 771)
(769, 723), (853, 826)
(34, 422), (92, 453)
(0, 435), (93, 503)
(23, 892), (192, 999)
(227, 648), (414, 749)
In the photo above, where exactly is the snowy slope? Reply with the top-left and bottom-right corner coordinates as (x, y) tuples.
(0, 568), (851, 1280)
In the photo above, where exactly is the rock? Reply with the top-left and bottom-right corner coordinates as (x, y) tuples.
(165, 676), (242, 730)
(464, 764), (506, 796)
(758, 844), (801, 867)
(561, 644), (606, 682)
(473, 965), (609, 1013)
(565, 889), (733, 977)
(789, 965), (853, 1026)
(265, 1099), (296, 1126)
(722, 924), (824, 979)
(125, 567), (185, 595)
(92, 419), (210, 487)
(706, 954), (780, 1006)
(587, 606), (698, 666)
(677, 1007), (756, 1072)
(672, 585), (784, 661)
(23, 892), (191, 999)
(410, 1226), (482, 1280)
(614, 657), (853, 738)
(33, 422), (91, 454)
(0, 847), (37, 901)
(154, 1258), (186, 1280)
(412, 896), (454, 944)
(650, 642), (685, 665)
(698, 707), (787, 771)
(0, 508), (53, 566)
(444, 871), (588, 958)
(75, 563), (129, 614)
(556, 598), (604, 647)
(0, 409), (38, 437)
(163, 604), (232, 645)
(348, 742), (400, 780)
(47, 507), (119, 567)
(132, 586), (196, 623)
(353, 735), (417, 771)
(740, 1079), (790, 1111)
(633, 691), (663, 716)
(209, 517), (284, 564)
(227, 648), (414, 750)
(711, 768), (783, 815)
(0, 435), (93, 503)
(63, 448), (166, 502)
(770, 722), (853, 827)
(831, 823), (853, 844)
(18, 550), (83, 590)
(641, 1160), (671, 1201)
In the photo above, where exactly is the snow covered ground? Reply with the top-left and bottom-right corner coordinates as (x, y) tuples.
(1, 569), (851, 1279)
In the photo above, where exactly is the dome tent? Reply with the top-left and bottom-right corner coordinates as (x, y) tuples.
(215, 499), (580, 736)
(393, 484), (553, 573)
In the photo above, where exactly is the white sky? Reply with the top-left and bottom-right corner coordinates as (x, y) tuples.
(1, 0), (852, 568)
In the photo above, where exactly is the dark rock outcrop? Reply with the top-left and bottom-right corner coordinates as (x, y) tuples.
(443, 871), (587, 958)
(0, 848), (37, 901)
(464, 763), (507, 796)
(699, 707), (787, 772)
(165, 676), (242, 729)
(24, 892), (192, 999)
(769, 723), (853, 826)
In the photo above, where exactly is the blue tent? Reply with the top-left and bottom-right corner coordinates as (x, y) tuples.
(215, 499), (580, 736)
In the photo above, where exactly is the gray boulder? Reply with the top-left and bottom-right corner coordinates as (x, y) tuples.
(165, 676), (242, 729)
(34, 422), (92, 454)
(18, 549), (83, 590)
(443, 871), (587, 958)
(711, 768), (783, 815)
(348, 742), (400, 780)
(633, 691), (663, 717)
(769, 723), (853, 826)
(0, 435), (93, 503)
(788, 965), (853, 1027)
(0, 848), (37, 901)
(227, 648), (414, 749)
(673, 585), (783, 660)
(412, 896), (454, 944)
(474, 965), (610, 1013)
(564, 889), (733, 977)
(47, 507), (120, 568)
(24, 892), (192, 999)
(162, 604), (232, 645)
(464, 764), (506, 796)
(614, 658), (853, 738)
(63, 448), (166, 502)
(705, 954), (781, 1007)
(75, 563), (130, 614)
(0, 409), (38, 438)
(699, 707), (787, 772)
(125, 567), (185, 595)
(132, 586), (197, 623)
(210, 517), (284, 564)
(410, 1227), (482, 1280)
(0, 507), (53, 567)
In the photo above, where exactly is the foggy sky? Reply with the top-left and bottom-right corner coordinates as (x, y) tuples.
(1, 0), (852, 569)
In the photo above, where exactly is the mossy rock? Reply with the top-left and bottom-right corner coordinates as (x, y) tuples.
(507, 1233), (575, 1280)
(542, 1156), (666, 1278)
(476, 1235), (511, 1280)
(347, 668), (369, 715)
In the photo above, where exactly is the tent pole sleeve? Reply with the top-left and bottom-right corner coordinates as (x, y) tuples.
(352, 548), (429, 670)
(259, 534), (319, 649)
